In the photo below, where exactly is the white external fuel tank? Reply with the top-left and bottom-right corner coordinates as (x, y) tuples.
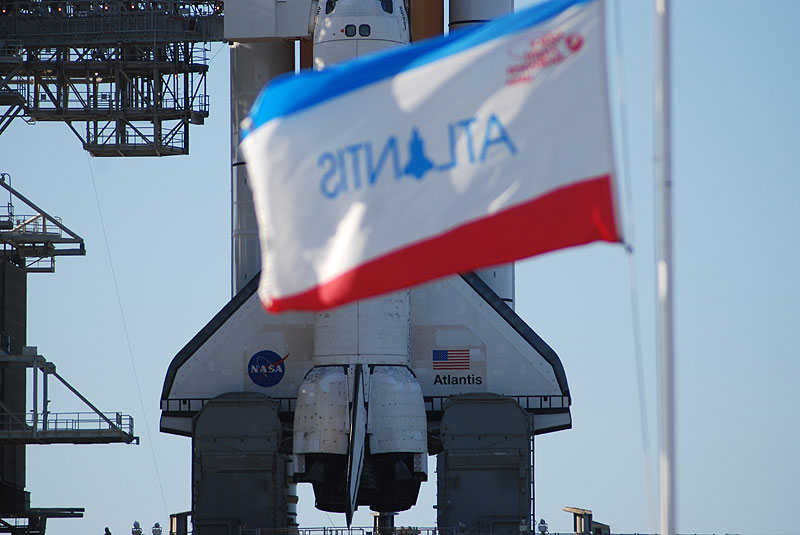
(293, 0), (426, 521)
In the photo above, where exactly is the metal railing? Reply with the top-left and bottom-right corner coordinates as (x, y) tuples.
(21, 41), (211, 63)
(0, 410), (134, 434)
(86, 119), (186, 147)
(0, 349), (137, 444)
(424, 395), (570, 412)
(227, 530), (724, 535)
(1, 0), (222, 18)
(166, 516), (728, 535)
(161, 395), (569, 416)
(0, 212), (64, 236)
(239, 528), (419, 535)
(161, 397), (299, 414)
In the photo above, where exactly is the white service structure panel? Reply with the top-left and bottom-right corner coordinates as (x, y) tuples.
(225, 0), (315, 41)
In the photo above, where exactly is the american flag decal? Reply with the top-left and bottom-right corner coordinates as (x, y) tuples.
(432, 349), (471, 370)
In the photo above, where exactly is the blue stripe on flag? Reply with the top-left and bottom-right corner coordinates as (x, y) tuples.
(242, 0), (594, 140)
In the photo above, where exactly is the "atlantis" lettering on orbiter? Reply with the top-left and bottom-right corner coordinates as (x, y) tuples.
(433, 374), (483, 385)
(318, 114), (516, 200)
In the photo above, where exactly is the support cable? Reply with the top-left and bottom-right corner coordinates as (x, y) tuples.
(612, 0), (657, 530)
(209, 42), (226, 63)
(85, 153), (170, 518)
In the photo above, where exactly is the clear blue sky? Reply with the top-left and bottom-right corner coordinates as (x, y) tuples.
(1, 1), (798, 534)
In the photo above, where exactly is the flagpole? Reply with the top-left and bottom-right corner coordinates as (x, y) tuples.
(654, 1), (675, 535)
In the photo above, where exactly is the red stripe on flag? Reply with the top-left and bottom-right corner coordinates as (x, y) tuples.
(264, 174), (620, 312)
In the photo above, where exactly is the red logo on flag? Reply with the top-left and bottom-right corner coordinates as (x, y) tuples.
(505, 31), (585, 86)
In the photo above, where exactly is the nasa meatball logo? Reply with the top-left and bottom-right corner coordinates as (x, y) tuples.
(248, 350), (289, 388)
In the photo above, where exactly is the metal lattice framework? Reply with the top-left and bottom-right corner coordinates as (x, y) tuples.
(0, 173), (85, 272)
(0, 174), (136, 535)
(0, 0), (223, 155)
(0, 350), (138, 445)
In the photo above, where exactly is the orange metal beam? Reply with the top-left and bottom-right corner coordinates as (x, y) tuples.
(300, 38), (314, 70)
(409, 0), (444, 42)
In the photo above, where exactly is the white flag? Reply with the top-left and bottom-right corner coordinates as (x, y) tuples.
(242, 0), (621, 312)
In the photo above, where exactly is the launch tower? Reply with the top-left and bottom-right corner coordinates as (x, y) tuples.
(0, 174), (137, 535)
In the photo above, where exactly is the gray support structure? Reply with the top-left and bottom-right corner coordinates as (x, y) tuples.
(437, 394), (532, 535)
(192, 394), (288, 535)
(0, 260), (27, 513)
(0, 178), (124, 535)
(0, 0), (223, 156)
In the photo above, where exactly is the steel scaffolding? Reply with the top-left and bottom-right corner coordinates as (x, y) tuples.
(0, 173), (84, 273)
(0, 174), (135, 535)
(0, 0), (223, 155)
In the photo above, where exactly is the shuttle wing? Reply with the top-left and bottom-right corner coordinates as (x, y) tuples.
(161, 273), (570, 436)
(410, 273), (571, 434)
(160, 276), (315, 435)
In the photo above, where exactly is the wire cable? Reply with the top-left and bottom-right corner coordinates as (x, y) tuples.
(86, 154), (170, 519)
(325, 512), (337, 528)
(209, 42), (226, 63)
(612, 0), (657, 530)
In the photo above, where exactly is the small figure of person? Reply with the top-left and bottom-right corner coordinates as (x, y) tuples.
(105, 528), (112, 535)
